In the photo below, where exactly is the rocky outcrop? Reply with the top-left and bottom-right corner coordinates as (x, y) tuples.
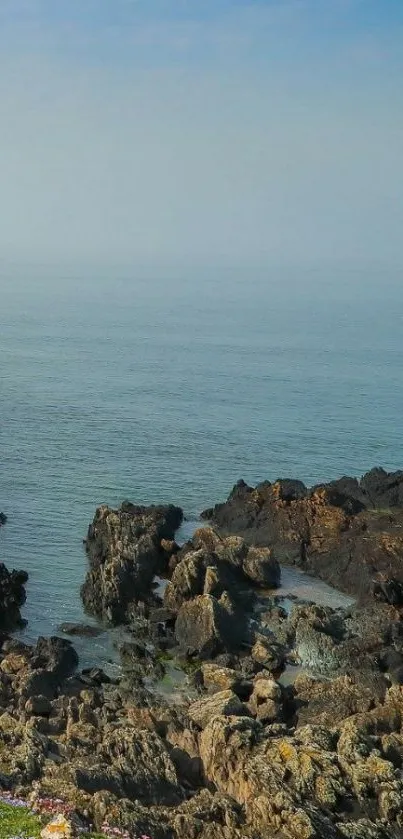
(174, 593), (245, 659)
(202, 468), (403, 602)
(2, 568), (403, 836)
(164, 527), (280, 616)
(0, 561), (28, 630)
(4, 481), (403, 837)
(81, 502), (183, 623)
(187, 690), (249, 729)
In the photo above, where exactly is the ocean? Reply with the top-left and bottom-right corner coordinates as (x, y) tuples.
(0, 266), (402, 662)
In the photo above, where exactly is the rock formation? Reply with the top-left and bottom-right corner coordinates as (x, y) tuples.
(2, 473), (403, 836)
(202, 467), (403, 603)
(81, 502), (183, 623)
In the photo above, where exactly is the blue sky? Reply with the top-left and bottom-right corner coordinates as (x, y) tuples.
(0, 0), (402, 270)
(1, 0), (402, 70)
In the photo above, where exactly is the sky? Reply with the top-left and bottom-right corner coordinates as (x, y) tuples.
(0, 0), (402, 272)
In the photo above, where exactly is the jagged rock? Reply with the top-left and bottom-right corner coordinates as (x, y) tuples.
(242, 546), (280, 587)
(81, 502), (183, 624)
(201, 663), (252, 698)
(202, 468), (403, 601)
(165, 723), (203, 788)
(33, 637), (78, 679)
(175, 594), (245, 659)
(164, 550), (208, 612)
(188, 690), (250, 729)
(85, 727), (183, 805)
(25, 695), (52, 716)
(248, 678), (283, 723)
(0, 562), (28, 630)
(250, 635), (285, 672)
(199, 715), (344, 837)
(337, 819), (392, 838)
(82, 502), (183, 623)
(293, 672), (386, 728)
(164, 537), (256, 615)
(171, 788), (246, 839)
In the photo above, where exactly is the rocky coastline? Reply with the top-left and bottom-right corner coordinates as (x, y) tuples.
(1, 469), (403, 838)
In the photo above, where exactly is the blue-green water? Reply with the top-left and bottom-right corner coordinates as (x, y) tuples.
(0, 268), (402, 649)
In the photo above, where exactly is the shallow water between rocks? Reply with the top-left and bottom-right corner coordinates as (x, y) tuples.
(13, 517), (355, 691)
(151, 520), (356, 697)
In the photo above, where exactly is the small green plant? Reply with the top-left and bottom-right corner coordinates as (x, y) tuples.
(0, 795), (152, 839)
(0, 800), (42, 839)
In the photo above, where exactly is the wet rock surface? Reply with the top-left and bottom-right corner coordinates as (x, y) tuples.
(2, 476), (403, 837)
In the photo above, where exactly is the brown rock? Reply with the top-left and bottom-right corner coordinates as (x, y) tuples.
(202, 469), (403, 602)
(1, 654), (27, 674)
(248, 678), (283, 723)
(188, 690), (250, 729)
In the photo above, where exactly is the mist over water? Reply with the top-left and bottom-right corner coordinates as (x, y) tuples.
(0, 268), (402, 646)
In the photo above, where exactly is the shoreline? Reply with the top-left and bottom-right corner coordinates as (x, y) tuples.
(1, 467), (403, 838)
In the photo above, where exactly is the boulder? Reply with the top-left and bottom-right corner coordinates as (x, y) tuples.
(242, 545), (280, 587)
(164, 535), (257, 615)
(33, 637), (78, 680)
(0, 562), (28, 630)
(251, 636), (285, 672)
(82, 502), (183, 623)
(89, 727), (182, 805)
(175, 594), (244, 659)
(188, 690), (250, 729)
(58, 623), (103, 638)
(248, 678), (283, 723)
(1, 653), (28, 675)
(201, 663), (252, 698)
(25, 695), (52, 716)
(41, 816), (72, 839)
(164, 550), (207, 612)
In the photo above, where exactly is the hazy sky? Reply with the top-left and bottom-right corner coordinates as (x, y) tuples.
(0, 0), (402, 271)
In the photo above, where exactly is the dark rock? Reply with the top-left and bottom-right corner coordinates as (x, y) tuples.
(202, 468), (403, 601)
(33, 637), (78, 680)
(81, 668), (111, 685)
(0, 562), (28, 630)
(0, 513), (7, 526)
(360, 467), (403, 509)
(25, 695), (52, 716)
(58, 623), (104, 638)
(242, 546), (280, 587)
(372, 575), (403, 606)
(175, 594), (245, 659)
(82, 502), (183, 624)
(273, 479), (308, 503)
(19, 669), (58, 700)
(93, 727), (182, 805)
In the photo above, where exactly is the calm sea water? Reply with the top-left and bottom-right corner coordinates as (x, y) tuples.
(0, 267), (402, 658)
